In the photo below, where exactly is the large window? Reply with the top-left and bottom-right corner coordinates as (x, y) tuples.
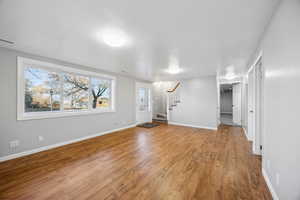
(18, 57), (116, 120)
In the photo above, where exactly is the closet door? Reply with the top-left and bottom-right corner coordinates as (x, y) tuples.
(232, 83), (242, 125)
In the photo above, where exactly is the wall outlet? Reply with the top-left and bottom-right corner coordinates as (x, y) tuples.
(38, 136), (44, 142)
(267, 160), (270, 169)
(9, 140), (19, 151)
(276, 173), (280, 186)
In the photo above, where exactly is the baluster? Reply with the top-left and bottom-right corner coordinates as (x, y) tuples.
(167, 82), (181, 111)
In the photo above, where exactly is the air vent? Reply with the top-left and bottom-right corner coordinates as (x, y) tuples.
(0, 38), (14, 46)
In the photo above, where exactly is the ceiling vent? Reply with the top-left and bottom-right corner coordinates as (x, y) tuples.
(0, 38), (14, 47)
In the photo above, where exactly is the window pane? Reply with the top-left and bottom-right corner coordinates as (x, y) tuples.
(138, 88), (149, 111)
(90, 77), (111, 109)
(24, 67), (60, 112)
(63, 73), (89, 110)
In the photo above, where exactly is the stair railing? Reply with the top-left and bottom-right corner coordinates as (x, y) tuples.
(166, 82), (181, 112)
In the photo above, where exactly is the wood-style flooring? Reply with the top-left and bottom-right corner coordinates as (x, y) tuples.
(0, 124), (272, 200)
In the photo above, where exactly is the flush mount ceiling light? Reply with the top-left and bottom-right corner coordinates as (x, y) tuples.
(223, 65), (236, 80)
(166, 66), (182, 74)
(99, 28), (130, 47)
(165, 56), (182, 74)
(224, 73), (237, 80)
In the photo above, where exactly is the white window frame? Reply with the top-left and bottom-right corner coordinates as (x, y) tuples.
(17, 57), (116, 120)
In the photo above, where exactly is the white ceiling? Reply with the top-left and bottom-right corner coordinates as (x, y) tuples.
(0, 0), (279, 81)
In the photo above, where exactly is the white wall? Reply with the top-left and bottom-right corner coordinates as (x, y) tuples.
(169, 76), (218, 129)
(248, 1), (300, 199)
(0, 47), (142, 159)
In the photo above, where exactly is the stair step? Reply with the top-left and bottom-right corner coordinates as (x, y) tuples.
(153, 119), (168, 124)
(156, 113), (167, 117)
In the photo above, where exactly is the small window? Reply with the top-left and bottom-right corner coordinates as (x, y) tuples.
(138, 88), (149, 111)
(18, 57), (116, 120)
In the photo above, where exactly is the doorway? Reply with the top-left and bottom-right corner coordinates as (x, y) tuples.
(219, 83), (242, 126)
(220, 84), (233, 125)
(136, 82), (152, 125)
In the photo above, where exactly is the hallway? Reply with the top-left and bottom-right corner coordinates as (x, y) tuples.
(0, 124), (271, 200)
(220, 113), (234, 126)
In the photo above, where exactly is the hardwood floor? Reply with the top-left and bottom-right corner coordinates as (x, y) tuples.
(0, 124), (272, 200)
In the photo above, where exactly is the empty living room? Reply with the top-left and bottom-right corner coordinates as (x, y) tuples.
(1, 0), (300, 199)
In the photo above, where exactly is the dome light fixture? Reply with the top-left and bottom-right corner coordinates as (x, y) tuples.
(98, 27), (130, 47)
(165, 56), (182, 74)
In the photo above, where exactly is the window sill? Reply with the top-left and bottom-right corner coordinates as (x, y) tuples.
(17, 109), (116, 121)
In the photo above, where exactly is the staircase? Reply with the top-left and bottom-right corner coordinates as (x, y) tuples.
(167, 82), (181, 111)
(152, 82), (181, 124)
(153, 113), (168, 123)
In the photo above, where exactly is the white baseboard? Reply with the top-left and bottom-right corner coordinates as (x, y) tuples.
(168, 121), (218, 131)
(242, 127), (250, 141)
(220, 112), (233, 114)
(152, 118), (167, 121)
(262, 168), (280, 200)
(0, 124), (136, 163)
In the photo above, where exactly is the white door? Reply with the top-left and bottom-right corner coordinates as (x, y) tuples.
(136, 82), (152, 124)
(248, 67), (255, 142)
(232, 83), (242, 125)
(255, 58), (263, 155)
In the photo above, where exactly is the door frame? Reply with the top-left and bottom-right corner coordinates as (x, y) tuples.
(247, 51), (264, 155)
(135, 82), (153, 124)
(232, 82), (242, 126)
(218, 79), (242, 126)
(247, 67), (255, 143)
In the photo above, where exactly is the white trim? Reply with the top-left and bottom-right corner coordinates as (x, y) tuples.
(18, 109), (116, 121)
(0, 124), (136, 162)
(262, 168), (280, 200)
(220, 112), (233, 114)
(255, 53), (264, 156)
(218, 79), (242, 85)
(217, 80), (243, 127)
(247, 51), (264, 156)
(168, 121), (218, 131)
(242, 127), (251, 141)
(18, 57), (115, 79)
(253, 147), (261, 155)
(247, 50), (263, 74)
(17, 57), (116, 120)
(135, 82), (153, 124)
(152, 118), (167, 121)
